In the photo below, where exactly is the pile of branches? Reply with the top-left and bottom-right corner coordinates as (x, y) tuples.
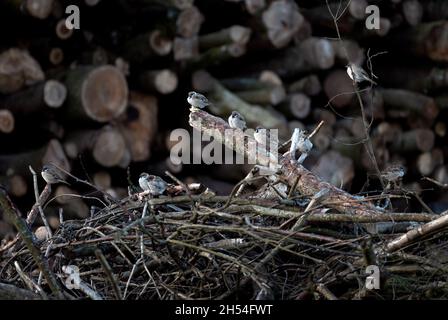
(1, 109), (448, 300)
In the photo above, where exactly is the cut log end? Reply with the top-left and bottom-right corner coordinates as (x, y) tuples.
(7, 175), (28, 197)
(0, 110), (15, 134)
(49, 47), (64, 65)
(150, 30), (173, 56)
(176, 6), (204, 38)
(56, 19), (74, 40)
(349, 0), (368, 20)
(289, 93), (311, 119)
(229, 25), (252, 44)
(262, 0), (304, 48)
(82, 66), (129, 122)
(43, 139), (71, 172)
(153, 70), (178, 94)
(174, 37), (199, 61)
(26, 0), (54, 19)
(93, 127), (127, 167)
(44, 80), (67, 108)
(245, 0), (266, 15)
(192, 70), (216, 92)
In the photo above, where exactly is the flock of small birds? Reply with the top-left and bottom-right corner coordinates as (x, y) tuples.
(187, 91), (313, 164)
(41, 70), (403, 200)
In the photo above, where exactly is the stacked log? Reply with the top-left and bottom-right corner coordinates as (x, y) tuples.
(0, 0), (447, 239)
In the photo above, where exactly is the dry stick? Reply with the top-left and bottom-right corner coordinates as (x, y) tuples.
(280, 120), (324, 152)
(29, 166), (52, 239)
(189, 109), (382, 216)
(316, 283), (338, 300)
(422, 177), (448, 189)
(386, 211), (448, 252)
(0, 187), (64, 299)
(0, 184), (52, 253)
(0, 283), (41, 300)
(325, 0), (385, 190)
(94, 249), (122, 300)
(14, 261), (48, 300)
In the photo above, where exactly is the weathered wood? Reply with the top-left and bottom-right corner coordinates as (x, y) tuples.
(64, 65), (128, 122)
(245, 0), (265, 15)
(0, 110), (15, 134)
(189, 109), (383, 216)
(288, 75), (322, 96)
(199, 25), (252, 50)
(192, 70), (288, 135)
(403, 0), (423, 26)
(0, 175), (27, 197)
(235, 86), (286, 105)
(249, 37), (335, 78)
(391, 21), (448, 62)
(391, 129), (435, 153)
(312, 150), (355, 188)
(173, 36), (199, 61)
(139, 69), (178, 94)
(176, 6), (204, 38)
(277, 93), (311, 119)
(118, 92), (158, 162)
(0, 139), (70, 176)
(0, 80), (67, 114)
(64, 126), (127, 168)
(381, 88), (439, 122)
(417, 149), (444, 176)
(54, 186), (89, 219)
(55, 18), (74, 40)
(261, 0), (304, 48)
(0, 48), (45, 94)
(124, 30), (173, 64)
(323, 69), (354, 108)
(188, 43), (246, 69)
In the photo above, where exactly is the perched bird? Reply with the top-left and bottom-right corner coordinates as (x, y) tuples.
(228, 111), (247, 130)
(139, 173), (168, 196)
(41, 164), (69, 185)
(290, 128), (313, 164)
(187, 91), (210, 109)
(346, 63), (377, 85)
(381, 164), (405, 184)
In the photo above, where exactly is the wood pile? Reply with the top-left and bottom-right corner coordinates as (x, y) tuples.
(0, 0), (448, 300)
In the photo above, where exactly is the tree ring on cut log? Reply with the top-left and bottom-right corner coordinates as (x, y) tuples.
(93, 128), (126, 167)
(81, 66), (128, 122)
(44, 80), (67, 108)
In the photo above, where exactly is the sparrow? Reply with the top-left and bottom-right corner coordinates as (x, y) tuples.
(187, 91), (210, 109)
(290, 128), (312, 164)
(346, 63), (377, 85)
(138, 173), (168, 196)
(41, 164), (70, 185)
(228, 111), (247, 130)
(380, 164), (405, 184)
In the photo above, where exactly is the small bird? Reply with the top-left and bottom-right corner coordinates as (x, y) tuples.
(41, 164), (69, 185)
(346, 63), (377, 85)
(139, 173), (168, 196)
(228, 111), (247, 130)
(290, 128), (313, 164)
(381, 164), (405, 184)
(187, 91), (210, 109)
